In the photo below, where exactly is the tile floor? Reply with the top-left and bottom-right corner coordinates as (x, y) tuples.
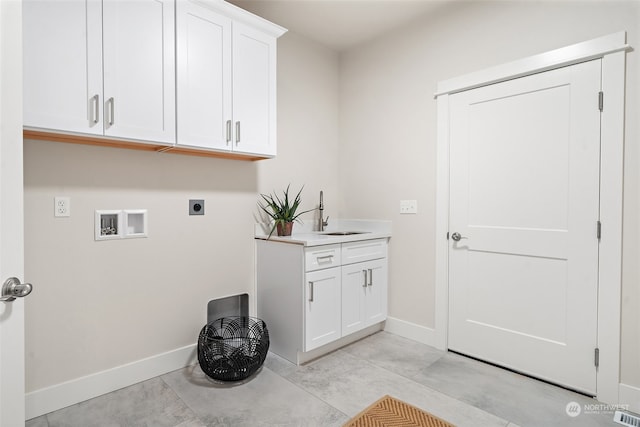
(26, 331), (617, 427)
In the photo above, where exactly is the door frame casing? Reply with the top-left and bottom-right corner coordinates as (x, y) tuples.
(434, 32), (630, 404)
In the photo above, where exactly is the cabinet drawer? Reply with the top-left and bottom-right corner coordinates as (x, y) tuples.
(305, 244), (341, 272)
(341, 239), (387, 265)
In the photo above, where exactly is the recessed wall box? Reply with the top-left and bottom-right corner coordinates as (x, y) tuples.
(95, 209), (148, 241)
(95, 210), (122, 240)
(124, 210), (148, 238)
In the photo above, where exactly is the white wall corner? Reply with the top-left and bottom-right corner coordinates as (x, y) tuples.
(25, 343), (197, 420)
(619, 383), (640, 414)
(384, 317), (435, 347)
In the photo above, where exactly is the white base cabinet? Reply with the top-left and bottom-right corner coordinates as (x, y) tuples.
(341, 258), (388, 336)
(257, 238), (388, 364)
(305, 267), (342, 351)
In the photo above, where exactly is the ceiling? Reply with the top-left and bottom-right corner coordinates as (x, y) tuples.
(227, 0), (452, 52)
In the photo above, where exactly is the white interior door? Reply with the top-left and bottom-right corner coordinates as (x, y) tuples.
(448, 59), (601, 394)
(0, 0), (27, 424)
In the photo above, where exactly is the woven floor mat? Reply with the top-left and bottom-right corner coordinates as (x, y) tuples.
(343, 395), (456, 427)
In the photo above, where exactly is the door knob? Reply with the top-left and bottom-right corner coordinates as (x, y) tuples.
(451, 232), (467, 242)
(1, 277), (33, 302)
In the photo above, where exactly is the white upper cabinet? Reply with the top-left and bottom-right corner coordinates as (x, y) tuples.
(176, 0), (285, 157)
(24, 0), (175, 144)
(24, 0), (285, 157)
(231, 23), (277, 156)
(102, 0), (176, 143)
(176, 1), (232, 150)
(23, 0), (103, 135)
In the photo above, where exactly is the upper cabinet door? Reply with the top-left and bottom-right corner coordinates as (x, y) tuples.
(102, 0), (175, 144)
(232, 23), (277, 156)
(23, 0), (103, 135)
(176, 1), (232, 150)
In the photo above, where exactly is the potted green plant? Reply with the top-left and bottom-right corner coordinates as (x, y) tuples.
(258, 185), (313, 237)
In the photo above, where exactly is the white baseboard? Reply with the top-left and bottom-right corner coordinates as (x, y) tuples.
(619, 383), (640, 414)
(384, 316), (435, 347)
(26, 343), (197, 420)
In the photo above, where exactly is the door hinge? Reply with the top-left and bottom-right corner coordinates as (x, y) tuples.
(599, 91), (604, 112)
(597, 220), (602, 240)
(595, 348), (600, 367)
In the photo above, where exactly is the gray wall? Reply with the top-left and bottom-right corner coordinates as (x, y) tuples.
(338, 0), (639, 386)
(24, 0), (640, 395)
(23, 32), (340, 391)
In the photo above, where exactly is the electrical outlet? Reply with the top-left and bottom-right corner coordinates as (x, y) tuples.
(400, 199), (418, 214)
(54, 196), (70, 217)
(189, 199), (204, 215)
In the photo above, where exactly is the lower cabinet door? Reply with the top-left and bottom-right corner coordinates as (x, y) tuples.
(341, 263), (367, 336)
(305, 267), (341, 351)
(364, 259), (388, 325)
(342, 259), (388, 336)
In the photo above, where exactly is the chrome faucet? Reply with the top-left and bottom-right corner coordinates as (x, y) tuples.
(319, 190), (329, 231)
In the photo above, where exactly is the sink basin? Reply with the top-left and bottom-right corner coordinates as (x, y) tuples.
(323, 231), (369, 236)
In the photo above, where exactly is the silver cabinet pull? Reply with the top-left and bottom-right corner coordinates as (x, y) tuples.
(1, 277), (33, 302)
(107, 97), (115, 126)
(368, 269), (373, 287)
(226, 120), (231, 145)
(308, 281), (314, 302)
(317, 255), (333, 263)
(91, 94), (100, 124)
(235, 121), (240, 144)
(362, 270), (367, 288)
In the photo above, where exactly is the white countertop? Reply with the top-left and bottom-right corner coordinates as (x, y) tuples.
(254, 219), (392, 247)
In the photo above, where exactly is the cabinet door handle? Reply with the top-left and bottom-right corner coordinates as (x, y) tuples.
(362, 270), (368, 288)
(317, 255), (333, 263)
(308, 281), (314, 302)
(107, 97), (115, 126)
(91, 94), (100, 124)
(235, 121), (240, 144)
(368, 269), (373, 287)
(226, 120), (231, 145)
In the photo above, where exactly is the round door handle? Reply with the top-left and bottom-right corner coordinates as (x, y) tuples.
(1, 277), (33, 302)
(451, 232), (467, 242)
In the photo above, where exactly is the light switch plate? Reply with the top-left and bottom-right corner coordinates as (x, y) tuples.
(400, 200), (418, 214)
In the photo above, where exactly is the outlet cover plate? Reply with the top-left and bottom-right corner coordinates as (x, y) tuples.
(189, 199), (205, 215)
(55, 196), (70, 217)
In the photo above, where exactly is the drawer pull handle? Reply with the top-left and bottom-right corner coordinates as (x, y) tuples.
(309, 281), (314, 302)
(317, 255), (333, 263)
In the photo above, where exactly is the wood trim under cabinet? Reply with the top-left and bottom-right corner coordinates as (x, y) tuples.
(23, 129), (271, 161)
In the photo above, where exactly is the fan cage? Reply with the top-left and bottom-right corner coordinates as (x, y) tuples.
(197, 316), (270, 382)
